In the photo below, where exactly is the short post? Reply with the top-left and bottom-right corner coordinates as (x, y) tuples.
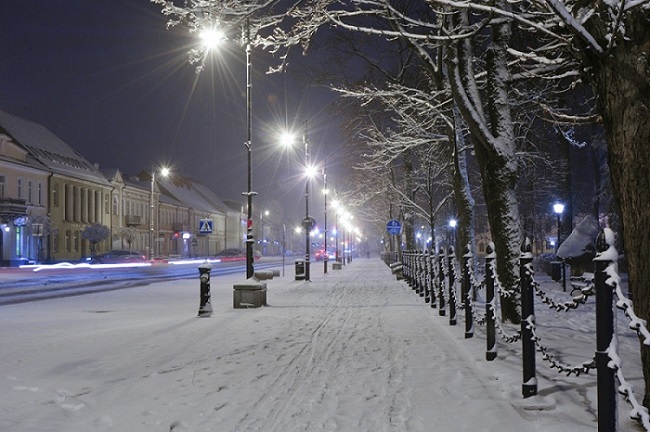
(428, 251), (437, 308)
(594, 229), (616, 431)
(485, 242), (497, 361)
(422, 249), (431, 303)
(418, 250), (425, 297)
(520, 238), (537, 398)
(448, 246), (457, 326)
(462, 245), (473, 339)
(198, 262), (213, 317)
(438, 247), (446, 316)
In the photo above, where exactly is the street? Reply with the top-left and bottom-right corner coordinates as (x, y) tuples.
(0, 257), (285, 305)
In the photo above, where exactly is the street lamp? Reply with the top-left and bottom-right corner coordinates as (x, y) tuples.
(553, 202), (566, 291)
(201, 23), (255, 279)
(553, 202), (564, 253)
(280, 127), (316, 281)
(150, 166), (170, 260)
(322, 165), (328, 274)
(449, 218), (457, 250)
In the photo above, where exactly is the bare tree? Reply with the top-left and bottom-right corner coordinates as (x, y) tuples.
(81, 224), (111, 258)
(117, 226), (139, 250)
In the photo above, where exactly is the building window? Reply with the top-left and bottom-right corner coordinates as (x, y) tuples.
(73, 230), (80, 252)
(65, 230), (71, 252)
(113, 196), (119, 215)
(17, 178), (23, 198)
(52, 234), (59, 253)
(52, 184), (59, 207)
(105, 194), (110, 214)
(38, 182), (43, 205)
(27, 180), (33, 204)
(0, 175), (5, 197)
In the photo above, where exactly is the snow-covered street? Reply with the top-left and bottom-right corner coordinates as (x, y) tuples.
(0, 258), (643, 431)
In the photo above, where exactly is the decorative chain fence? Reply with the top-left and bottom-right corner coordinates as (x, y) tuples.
(398, 228), (650, 432)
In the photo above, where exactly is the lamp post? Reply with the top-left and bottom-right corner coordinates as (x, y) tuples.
(554, 202), (566, 291)
(200, 23), (255, 279)
(281, 127), (315, 280)
(323, 164), (328, 273)
(304, 130), (312, 281)
(150, 166), (169, 260)
(449, 218), (457, 250)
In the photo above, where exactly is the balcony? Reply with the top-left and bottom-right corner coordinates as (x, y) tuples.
(0, 197), (27, 223)
(125, 215), (143, 226)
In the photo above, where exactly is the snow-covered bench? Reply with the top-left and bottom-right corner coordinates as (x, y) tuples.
(570, 272), (594, 296)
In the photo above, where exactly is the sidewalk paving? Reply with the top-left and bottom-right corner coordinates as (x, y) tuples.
(0, 257), (640, 431)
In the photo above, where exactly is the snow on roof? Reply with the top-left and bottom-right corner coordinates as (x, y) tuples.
(0, 110), (110, 185)
(156, 174), (230, 216)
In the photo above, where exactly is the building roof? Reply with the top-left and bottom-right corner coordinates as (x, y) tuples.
(0, 110), (110, 185)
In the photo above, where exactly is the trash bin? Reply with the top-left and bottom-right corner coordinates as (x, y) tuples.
(295, 259), (306, 281)
(551, 261), (562, 281)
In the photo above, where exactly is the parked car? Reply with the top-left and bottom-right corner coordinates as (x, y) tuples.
(89, 250), (147, 264)
(214, 248), (245, 262)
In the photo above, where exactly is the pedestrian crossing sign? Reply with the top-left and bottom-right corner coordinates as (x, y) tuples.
(199, 219), (213, 234)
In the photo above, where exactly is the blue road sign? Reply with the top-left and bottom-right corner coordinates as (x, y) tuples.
(199, 219), (213, 234)
(386, 219), (402, 235)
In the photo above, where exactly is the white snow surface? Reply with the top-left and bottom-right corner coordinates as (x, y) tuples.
(0, 258), (643, 431)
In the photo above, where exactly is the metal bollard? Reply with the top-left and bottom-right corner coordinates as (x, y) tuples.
(485, 243), (497, 361)
(520, 238), (537, 398)
(424, 250), (431, 303)
(448, 246), (457, 326)
(198, 262), (213, 317)
(428, 251), (437, 308)
(462, 245), (473, 339)
(594, 229), (616, 431)
(438, 247), (446, 316)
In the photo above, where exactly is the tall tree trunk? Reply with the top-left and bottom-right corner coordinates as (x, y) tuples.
(447, 6), (522, 323)
(452, 109), (476, 259)
(582, 4), (650, 407)
(402, 148), (417, 251)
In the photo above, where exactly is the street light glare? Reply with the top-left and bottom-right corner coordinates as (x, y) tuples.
(280, 131), (296, 148)
(200, 28), (226, 50)
(160, 167), (170, 177)
(305, 164), (318, 178)
(553, 203), (565, 215)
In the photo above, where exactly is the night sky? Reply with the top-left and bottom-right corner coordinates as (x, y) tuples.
(1, 0), (347, 224)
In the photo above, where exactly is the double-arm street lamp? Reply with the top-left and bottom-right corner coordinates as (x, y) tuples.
(150, 166), (170, 260)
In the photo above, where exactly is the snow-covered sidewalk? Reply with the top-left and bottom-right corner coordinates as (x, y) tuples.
(0, 258), (642, 431)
